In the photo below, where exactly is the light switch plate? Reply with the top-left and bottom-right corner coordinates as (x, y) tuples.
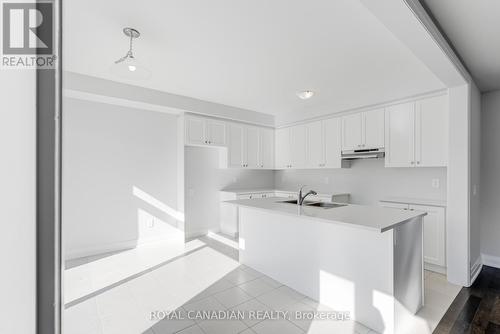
(431, 179), (440, 188)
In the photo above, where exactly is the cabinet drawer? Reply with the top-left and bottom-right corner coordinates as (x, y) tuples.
(380, 201), (410, 210)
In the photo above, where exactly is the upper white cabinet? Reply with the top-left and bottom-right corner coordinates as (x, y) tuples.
(187, 93), (447, 170)
(276, 125), (307, 169)
(415, 95), (448, 167)
(185, 116), (226, 147)
(342, 109), (384, 151)
(246, 126), (260, 168)
(306, 118), (343, 168)
(228, 123), (275, 169)
(342, 113), (363, 151)
(185, 117), (206, 145)
(306, 121), (324, 168)
(385, 95), (447, 168)
(228, 123), (245, 168)
(275, 128), (291, 169)
(206, 120), (226, 146)
(385, 102), (415, 167)
(260, 128), (275, 169)
(290, 125), (307, 169)
(324, 118), (343, 168)
(364, 109), (385, 149)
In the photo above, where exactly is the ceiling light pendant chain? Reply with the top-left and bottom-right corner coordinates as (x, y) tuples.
(127, 32), (134, 59)
(111, 27), (151, 79)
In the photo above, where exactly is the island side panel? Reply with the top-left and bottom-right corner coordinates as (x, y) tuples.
(393, 217), (424, 334)
(238, 206), (395, 334)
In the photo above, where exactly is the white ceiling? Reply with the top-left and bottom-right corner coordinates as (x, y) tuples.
(423, 0), (500, 92)
(64, 0), (444, 118)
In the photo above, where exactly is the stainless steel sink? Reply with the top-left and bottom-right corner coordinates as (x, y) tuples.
(278, 199), (347, 209)
(278, 199), (315, 205)
(306, 202), (347, 209)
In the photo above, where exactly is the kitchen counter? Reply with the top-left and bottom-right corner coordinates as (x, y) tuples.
(381, 196), (447, 207)
(234, 197), (425, 333)
(226, 196), (426, 233)
(221, 187), (349, 198)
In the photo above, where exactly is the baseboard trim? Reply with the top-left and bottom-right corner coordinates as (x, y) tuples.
(470, 256), (483, 285)
(424, 262), (446, 275)
(65, 240), (137, 260)
(482, 253), (500, 269)
(65, 235), (183, 260)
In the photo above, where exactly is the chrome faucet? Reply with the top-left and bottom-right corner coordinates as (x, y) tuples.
(298, 185), (318, 205)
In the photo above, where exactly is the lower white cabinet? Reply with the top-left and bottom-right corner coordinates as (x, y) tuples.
(380, 200), (446, 272)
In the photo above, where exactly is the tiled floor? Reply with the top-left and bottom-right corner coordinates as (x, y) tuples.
(64, 234), (460, 334)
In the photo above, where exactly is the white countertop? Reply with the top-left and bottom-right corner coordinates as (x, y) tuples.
(380, 196), (447, 207)
(221, 188), (349, 197)
(226, 197), (426, 233)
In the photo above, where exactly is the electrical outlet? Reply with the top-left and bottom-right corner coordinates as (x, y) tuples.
(431, 179), (440, 189)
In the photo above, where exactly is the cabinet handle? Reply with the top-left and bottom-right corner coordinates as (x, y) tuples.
(416, 161), (420, 165)
(410, 161), (415, 165)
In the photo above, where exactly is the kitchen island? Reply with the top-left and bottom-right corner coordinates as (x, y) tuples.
(226, 197), (427, 334)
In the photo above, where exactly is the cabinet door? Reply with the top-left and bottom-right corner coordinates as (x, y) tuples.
(228, 123), (245, 168)
(410, 204), (446, 267)
(306, 121), (324, 168)
(185, 117), (206, 145)
(260, 128), (274, 169)
(246, 126), (260, 168)
(415, 95), (448, 167)
(342, 113), (363, 150)
(385, 102), (415, 167)
(290, 125), (307, 169)
(364, 109), (385, 149)
(275, 128), (291, 168)
(207, 120), (226, 146)
(324, 117), (342, 168)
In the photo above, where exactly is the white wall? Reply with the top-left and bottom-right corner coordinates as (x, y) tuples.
(447, 85), (471, 286)
(275, 159), (447, 205)
(63, 98), (181, 259)
(480, 90), (500, 267)
(184, 146), (274, 238)
(0, 71), (36, 333)
(469, 83), (481, 276)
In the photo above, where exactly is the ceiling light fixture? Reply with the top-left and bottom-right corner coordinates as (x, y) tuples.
(297, 90), (315, 100)
(111, 27), (151, 79)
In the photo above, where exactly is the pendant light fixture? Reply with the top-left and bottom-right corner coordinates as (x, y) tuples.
(111, 27), (151, 79)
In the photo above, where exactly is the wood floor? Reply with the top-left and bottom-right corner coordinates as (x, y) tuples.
(434, 266), (500, 334)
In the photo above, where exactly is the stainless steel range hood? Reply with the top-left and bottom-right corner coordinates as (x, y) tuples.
(341, 148), (385, 160)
